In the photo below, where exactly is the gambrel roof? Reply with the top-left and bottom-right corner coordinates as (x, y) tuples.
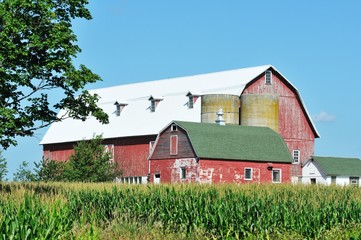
(40, 65), (319, 145)
(171, 121), (292, 163)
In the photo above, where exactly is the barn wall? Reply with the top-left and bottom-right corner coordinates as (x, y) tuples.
(199, 159), (291, 184)
(150, 125), (196, 160)
(242, 70), (316, 176)
(107, 135), (156, 177)
(43, 142), (75, 162)
(43, 135), (156, 178)
(150, 158), (199, 183)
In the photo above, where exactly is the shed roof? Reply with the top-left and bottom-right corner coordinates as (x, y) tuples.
(309, 156), (361, 176)
(40, 65), (319, 145)
(173, 121), (292, 163)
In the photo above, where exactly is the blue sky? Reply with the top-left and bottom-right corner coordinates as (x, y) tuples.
(3, 1), (361, 179)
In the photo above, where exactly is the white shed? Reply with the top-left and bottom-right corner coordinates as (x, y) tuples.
(302, 156), (361, 186)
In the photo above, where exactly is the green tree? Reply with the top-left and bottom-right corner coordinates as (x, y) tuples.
(34, 157), (66, 182)
(13, 160), (36, 182)
(64, 135), (121, 182)
(0, 151), (7, 181)
(0, 0), (108, 149)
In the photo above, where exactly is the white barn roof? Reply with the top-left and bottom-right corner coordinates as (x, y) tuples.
(40, 65), (319, 145)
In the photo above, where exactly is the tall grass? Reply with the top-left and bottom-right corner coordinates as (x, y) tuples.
(1, 182), (361, 239)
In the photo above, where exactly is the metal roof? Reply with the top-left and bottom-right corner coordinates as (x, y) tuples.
(40, 65), (319, 145)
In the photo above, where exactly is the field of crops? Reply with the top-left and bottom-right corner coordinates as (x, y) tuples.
(1, 183), (361, 239)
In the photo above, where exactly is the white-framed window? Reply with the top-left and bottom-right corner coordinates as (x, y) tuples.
(331, 176), (336, 184)
(170, 135), (178, 155)
(149, 141), (155, 155)
(292, 150), (300, 164)
(350, 177), (359, 185)
(171, 124), (178, 132)
(181, 167), (186, 179)
(272, 169), (281, 183)
(265, 70), (272, 85)
(104, 144), (114, 161)
(244, 168), (253, 180)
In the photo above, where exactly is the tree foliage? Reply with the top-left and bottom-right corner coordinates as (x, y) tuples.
(13, 160), (36, 182)
(63, 135), (121, 182)
(34, 157), (66, 182)
(35, 135), (121, 182)
(0, 151), (7, 181)
(0, 0), (108, 149)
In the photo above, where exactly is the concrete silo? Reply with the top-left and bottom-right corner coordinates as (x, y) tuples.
(240, 94), (279, 132)
(201, 94), (240, 125)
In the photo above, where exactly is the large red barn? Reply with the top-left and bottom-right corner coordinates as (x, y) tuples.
(40, 65), (319, 183)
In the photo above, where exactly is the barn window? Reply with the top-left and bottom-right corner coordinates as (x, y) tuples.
(181, 167), (186, 179)
(265, 70), (272, 85)
(244, 168), (252, 180)
(170, 135), (178, 155)
(171, 124), (178, 132)
(292, 150), (300, 164)
(272, 169), (281, 183)
(331, 176), (336, 184)
(149, 141), (155, 154)
(350, 177), (359, 185)
(104, 144), (114, 162)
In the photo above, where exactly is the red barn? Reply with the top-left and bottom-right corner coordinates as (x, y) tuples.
(40, 65), (319, 183)
(149, 121), (292, 184)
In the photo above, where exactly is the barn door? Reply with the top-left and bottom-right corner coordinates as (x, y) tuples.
(154, 173), (161, 184)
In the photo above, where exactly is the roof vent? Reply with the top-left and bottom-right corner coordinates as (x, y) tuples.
(114, 101), (128, 116)
(215, 108), (225, 125)
(149, 95), (163, 112)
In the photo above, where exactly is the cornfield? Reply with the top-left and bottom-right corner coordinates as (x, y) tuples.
(1, 182), (361, 239)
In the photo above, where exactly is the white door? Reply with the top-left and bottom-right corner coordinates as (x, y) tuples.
(154, 173), (160, 184)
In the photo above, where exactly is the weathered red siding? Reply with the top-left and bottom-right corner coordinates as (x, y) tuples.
(150, 158), (291, 184)
(243, 70), (316, 176)
(150, 125), (196, 160)
(43, 135), (156, 177)
(199, 159), (291, 184)
(150, 158), (199, 183)
(43, 142), (75, 162)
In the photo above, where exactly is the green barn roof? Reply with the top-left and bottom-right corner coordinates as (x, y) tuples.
(312, 156), (361, 176)
(173, 121), (292, 163)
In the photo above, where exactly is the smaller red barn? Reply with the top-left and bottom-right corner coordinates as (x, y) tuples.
(149, 121), (292, 184)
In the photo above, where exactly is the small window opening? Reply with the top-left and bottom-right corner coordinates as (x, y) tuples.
(170, 135), (178, 155)
(104, 144), (114, 162)
(350, 177), (359, 185)
(293, 150), (300, 164)
(181, 167), (186, 179)
(272, 169), (281, 183)
(171, 124), (177, 131)
(265, 70), (272, 85)
(244, 168), (252, 180)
